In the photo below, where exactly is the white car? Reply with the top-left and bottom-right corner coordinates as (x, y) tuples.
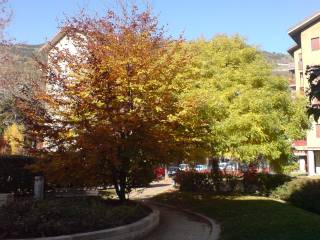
(219, 161), (238, 171)
(218, 162), (228, 170)
(195, 164), (208, 172)
(179, 163), (190, 171)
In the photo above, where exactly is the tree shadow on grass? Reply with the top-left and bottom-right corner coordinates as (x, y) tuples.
(154, 192), (320, 240)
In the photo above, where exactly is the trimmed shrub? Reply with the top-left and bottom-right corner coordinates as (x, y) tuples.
(258, 173), (291, 194)
(224, 173), (242, 193)
(175, 171), (214, 192)
(0, 155), (36, 194)
(176, 170), (242, 193)
(177, 170), (291, 195)
(0, 197), (150, 238)
(244, 172), (291, 195)
(271, 178), (320, 214)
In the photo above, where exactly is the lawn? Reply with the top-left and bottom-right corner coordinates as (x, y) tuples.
(153, 192), (320, 240)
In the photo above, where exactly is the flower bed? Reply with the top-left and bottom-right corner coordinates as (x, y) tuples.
(0, 197), (151, 238)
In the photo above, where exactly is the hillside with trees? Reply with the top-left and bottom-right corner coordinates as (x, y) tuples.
(262, 51), (293, 66)
(2, 43), (294, 76)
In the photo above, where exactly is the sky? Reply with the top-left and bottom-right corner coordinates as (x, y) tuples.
(5, 0), (320, 53)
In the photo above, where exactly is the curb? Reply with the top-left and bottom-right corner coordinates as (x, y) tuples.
(148, 201), (221, 240)
(8, 204), (159, 240)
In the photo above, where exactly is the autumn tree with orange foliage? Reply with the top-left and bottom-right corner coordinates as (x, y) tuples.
(20, 5), (191, 200)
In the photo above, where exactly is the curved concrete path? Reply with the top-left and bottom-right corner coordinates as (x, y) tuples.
(130, 179), (220, 240)
(144, 204), (219, 240)
(130, 178), (175, 200)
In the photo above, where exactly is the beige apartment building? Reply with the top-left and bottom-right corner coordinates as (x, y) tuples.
(288, 12), (320, 176)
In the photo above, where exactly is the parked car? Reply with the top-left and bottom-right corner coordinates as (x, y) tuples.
(168, 166), (180, 177)
(218, 162), (228, 170)
(195, 164), (208, 172)
(179, 163), (190, 171)
(219, 161), (238, 171)
(154, 166), (165, 180)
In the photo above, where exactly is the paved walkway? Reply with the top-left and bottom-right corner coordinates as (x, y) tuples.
(130, 178), (175, 200)
(144, 205), (217, 240)
(130, 178), (220, 240)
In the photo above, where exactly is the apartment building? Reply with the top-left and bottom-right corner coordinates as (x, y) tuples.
(288, 12), (320, 176)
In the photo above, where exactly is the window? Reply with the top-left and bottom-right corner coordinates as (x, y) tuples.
(311, 37), (320, 51)
(299, 72), (304, 92)
(316, 124), (320, 138)
(298, 53), (303, 70)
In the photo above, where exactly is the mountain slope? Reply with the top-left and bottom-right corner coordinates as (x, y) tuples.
(4, 44), (294, 78)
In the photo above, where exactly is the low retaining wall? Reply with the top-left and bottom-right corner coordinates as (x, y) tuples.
(0, 193), (13, 207)
(8, 204), (159, 240)
(54, 189), (99, 197)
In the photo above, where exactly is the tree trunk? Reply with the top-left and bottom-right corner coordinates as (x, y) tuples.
(117, 186), (126, 202)
(113, 146), (130, 202)
(113, 172), (127, 202)
(114, 182), (126, 201)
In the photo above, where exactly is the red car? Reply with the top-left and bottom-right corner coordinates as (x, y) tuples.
(154, 167), (165, 180)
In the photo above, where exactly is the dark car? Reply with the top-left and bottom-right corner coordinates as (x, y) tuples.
(168, 166), (180, 177)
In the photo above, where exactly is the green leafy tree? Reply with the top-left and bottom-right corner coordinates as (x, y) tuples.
(178, 36), (309, 171)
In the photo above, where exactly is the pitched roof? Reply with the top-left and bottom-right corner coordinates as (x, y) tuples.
(287, 44), (300, 57)
(288, 11), (320, 44)
(39, 28), (68, 53)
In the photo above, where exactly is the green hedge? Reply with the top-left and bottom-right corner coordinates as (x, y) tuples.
(271, 178), (320, 214)
(0, 155), (36, 194)
(176, 171), (291, 195)
(244, 172), (292, 194)
(175, 171), (215, 192)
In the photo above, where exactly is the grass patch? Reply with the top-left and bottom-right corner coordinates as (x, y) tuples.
(0, 197), (150, 238)
(154, 191), (320, 240)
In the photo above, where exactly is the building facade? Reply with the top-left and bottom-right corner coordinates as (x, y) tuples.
(288, 12), (320, 176)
